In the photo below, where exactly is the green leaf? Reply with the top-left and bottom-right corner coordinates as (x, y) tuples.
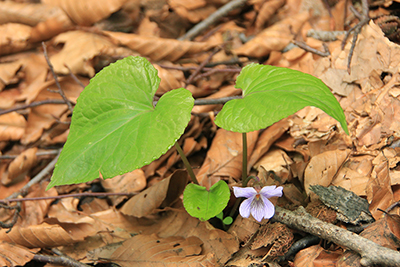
(222, 216), (233, 225)
(214, 63), (348, 134)
(48, 56), (194, 188)
(183, 180), (230, 221)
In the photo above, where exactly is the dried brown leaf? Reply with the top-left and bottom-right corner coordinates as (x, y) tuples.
(110, 234), (204, 265)
(0, 223), (81, 248)
(0, 61), (22, 91)
(196, 128), (259, 188)
(255, 0), (286, 32)
(0, 23), (33, 56)
(233, 12), (309, 57)
(42, 0), (127, 26)
(1, 147), (38, 185)
(22, 76), (87, 144)
(0, 241), (39, 267)
(248, 118), (291, 172)
(17, 182), (58, 227)
(0, 112), (26, 142)
(120, 170), (188, 217)
(0, 2), (73, 42)
(254, 148), (293, 184)
(304, 149), (350, 195)
(367, 162), (394, 220)
(49, 31), (125, 76)
(104, 31), (215, 61)
(154, 63), (185, 94)
(101, 169), (147, 206)
(139, 209), (238, 265)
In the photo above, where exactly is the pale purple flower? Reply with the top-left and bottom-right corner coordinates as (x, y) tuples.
(233, 185), (283, 222)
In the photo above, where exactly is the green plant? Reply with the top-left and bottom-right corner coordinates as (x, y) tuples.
(47, 56), (348, 223)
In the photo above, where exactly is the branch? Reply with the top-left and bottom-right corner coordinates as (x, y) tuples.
(178, 0), (248, 41)
(273, 206), (400, 266)
(42, 42), (74, 113)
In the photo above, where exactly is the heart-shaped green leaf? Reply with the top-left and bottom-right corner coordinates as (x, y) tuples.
(214, 63), (348, 134)
(48, 56), (194, 188)
(183, 180), (230, 221)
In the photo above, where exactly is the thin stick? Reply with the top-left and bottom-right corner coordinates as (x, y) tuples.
(0, 99), (68, 116)
(178, 0), (248, 41)
(242, 132), (247, 186)
(33, 254), (91, 267)
(292, 40), (330, 57)
(185, 47), (221, 86)
(0, 192), (136, 204)
(42, 42), (74, 113)
(6, 150), (61, 200)
(0, 149), (60, 160)
(174, 142), (199, 185)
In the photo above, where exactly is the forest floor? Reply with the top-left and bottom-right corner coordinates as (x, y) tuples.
(1, 0), (400, 266)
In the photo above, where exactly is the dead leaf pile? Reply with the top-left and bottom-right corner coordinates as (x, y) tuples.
(1, 0), (400, 266)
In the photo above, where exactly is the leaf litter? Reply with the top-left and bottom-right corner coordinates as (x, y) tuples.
(1, 0), (400, 266)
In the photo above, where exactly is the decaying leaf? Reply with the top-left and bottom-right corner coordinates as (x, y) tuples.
(233, 12), (309, 57)
(49, 31), (129, 76)
(120, 170), (188, 217)
(196, 128), (258, 188)
(1, 148), (38, 186)
(110, 234), (205, 265)
(0, 242), (39, 267)
(0, 112), (26, 142)
(0, 23), (33, 56)
(304, 149), (350, 195)
(0, 223), (82, 248)
(42, 0), (127, 26)
(104, 31), (215, 61)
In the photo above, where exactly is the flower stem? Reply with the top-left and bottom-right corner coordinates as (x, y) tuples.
(174, 142), (199, 185)
(242, 132), (247, 187)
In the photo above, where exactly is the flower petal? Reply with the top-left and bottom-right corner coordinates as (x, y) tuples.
(250, 198), (267, 222)
(239, 197), (254, 218)
(233, 186), (257, 198)
(260, 185), (283, 198)
(260, 197), (275, 219)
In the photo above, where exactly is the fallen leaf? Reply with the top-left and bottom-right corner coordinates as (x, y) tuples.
(120, 170), (188, 217)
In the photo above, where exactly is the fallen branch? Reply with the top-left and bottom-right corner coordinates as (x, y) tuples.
(273, 206), (400, 266)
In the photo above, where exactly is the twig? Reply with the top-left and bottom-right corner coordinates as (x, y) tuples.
(64, 64), (86, 89)
(0, 192), (137, 204)
(0, 202), (21, 232)
(0, 149), (60, 160)
(33, 253), (91, 267)
(193, 96), (241, 105)
(273, 206), (400, 266)
(42, 42), (74, 113)
(178, 0), (248, 41)
(0, 99), (68, 116)
(193, 68), (240, 81)
(341, 0), (370, 74)
(185, 47), (222, 86)
(6, 150), (62, 200)
(306, 29), (347, 42)
(292, 40), (330, 57)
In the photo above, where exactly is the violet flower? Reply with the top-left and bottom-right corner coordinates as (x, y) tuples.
(233, 185), (283, 222)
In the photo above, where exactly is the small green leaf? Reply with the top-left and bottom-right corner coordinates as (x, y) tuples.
(48, 56), (194, 188)
(216, 211), (224, 220)
(222, 216), (233, 225)
(183, 180), (230, 221)
(215, 63), (348, 134)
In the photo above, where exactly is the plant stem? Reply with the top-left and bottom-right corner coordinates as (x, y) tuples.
(242, 132), (247, 187)
(174, 142), (199, 185)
